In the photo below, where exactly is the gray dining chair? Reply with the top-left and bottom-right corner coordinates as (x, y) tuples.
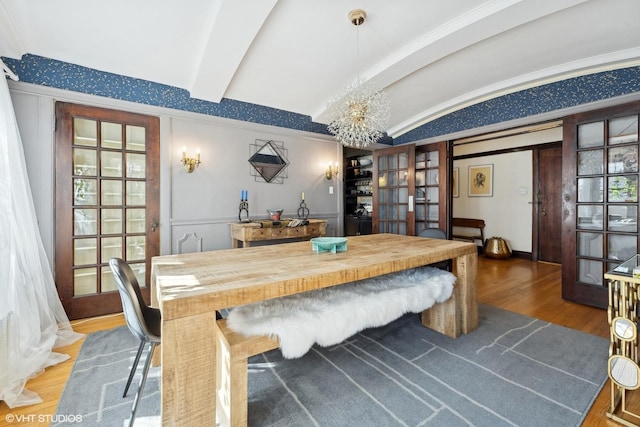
(418, 228), (450, 270)
(109, 258), (161, 427)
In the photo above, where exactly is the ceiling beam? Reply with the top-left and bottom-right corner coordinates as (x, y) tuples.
(188, 0), (278, 103)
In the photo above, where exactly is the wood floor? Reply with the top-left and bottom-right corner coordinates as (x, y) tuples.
(0, 257), (630, 426)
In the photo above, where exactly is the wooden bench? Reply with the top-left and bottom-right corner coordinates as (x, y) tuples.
(452, 218), (485, 247)
(214, 266), (458, 427)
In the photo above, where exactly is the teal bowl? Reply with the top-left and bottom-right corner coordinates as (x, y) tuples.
(310, 237), (348, 253)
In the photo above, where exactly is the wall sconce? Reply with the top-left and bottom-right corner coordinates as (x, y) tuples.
(325, 162), (339, 180)
(181, 147), (201, 173)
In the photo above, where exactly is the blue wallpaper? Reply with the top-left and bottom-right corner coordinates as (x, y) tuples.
(394, 66), (640, 145)
(3, 54), (639, 145)
(2, 54), (331, 135)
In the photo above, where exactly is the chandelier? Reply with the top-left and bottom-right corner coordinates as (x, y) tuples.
(327, 9), (390, 149)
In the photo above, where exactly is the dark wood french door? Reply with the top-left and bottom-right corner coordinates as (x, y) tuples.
(55, 102), (160, 319)
(534, 144), (563, 263)
(562, 102), (640, 308)
(372, 143), (449, 236)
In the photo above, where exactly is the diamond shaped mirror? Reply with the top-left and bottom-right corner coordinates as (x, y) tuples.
(249, 140), (289, 183)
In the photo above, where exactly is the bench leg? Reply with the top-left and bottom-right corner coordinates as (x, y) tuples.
(216, 328), (251, 427)
(421, 252), (478, 338)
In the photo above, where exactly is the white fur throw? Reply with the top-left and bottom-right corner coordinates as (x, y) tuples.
(226, 266), (456, 359)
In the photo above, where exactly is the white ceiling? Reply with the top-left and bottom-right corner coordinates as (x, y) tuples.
(1, 0), (639, 138)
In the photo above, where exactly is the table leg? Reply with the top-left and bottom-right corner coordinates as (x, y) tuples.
(231, 238), (239, 249)
(161, 311), (217, 426)
(421, 252), (478, 337)
(455, 252), (478, 334)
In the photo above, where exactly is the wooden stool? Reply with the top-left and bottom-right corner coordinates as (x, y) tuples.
(215, 319), (279, 427)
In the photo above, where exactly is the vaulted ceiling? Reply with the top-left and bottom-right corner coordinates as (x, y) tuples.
(1, 0), (639, 139)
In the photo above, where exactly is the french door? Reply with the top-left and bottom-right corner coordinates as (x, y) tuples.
(55, 102), (160, 319)
(562, 102), (640, 308)
(372, 143), (448, 236)
(373, 145), (415, 235)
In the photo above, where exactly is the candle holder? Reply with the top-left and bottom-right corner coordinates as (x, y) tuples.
(297, 199), (309, 220)
(238, 200), (249, 222)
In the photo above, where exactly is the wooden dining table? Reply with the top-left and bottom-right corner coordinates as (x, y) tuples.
(151, 233), (478, 426)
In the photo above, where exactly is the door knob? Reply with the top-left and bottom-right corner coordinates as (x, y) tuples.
(150, 220), (158, 232)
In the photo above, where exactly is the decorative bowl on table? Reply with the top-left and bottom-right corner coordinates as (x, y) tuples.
(267, 209), (284, 221)
(310, 237), (347, 253)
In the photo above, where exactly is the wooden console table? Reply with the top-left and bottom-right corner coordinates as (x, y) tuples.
(229, 219), (326, 248)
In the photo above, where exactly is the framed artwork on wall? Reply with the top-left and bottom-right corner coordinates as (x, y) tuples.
(468, 164), (493, 197)
(452, 167), (459, 198)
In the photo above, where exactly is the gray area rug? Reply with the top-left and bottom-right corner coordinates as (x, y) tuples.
(54, 304), (608, 426)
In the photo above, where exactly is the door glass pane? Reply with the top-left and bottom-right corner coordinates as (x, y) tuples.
(378, 156), (387, 171)
(379, 205), (387, 219)
(379, 172), (388, 187)
(101, 122), (122, 149)
(608, 234), (637, 262)
(126, 125), (146, 151)
(415, 152), (425, 169)
(578, 259), (603, 285)
(578, 150), (603, 175)
(74, 238), (96, 265)
(427, 151), (439, 167)
(609, 205), (637, 232)
(416, 188), (425, 202)
(127, 181), (146, 205)
(101, 237), (122, 263)
(389, 188), (398, 203)
(387, 171), (398, 186)
(74, 209), (97, 235)
(427, 187), (438, 202)
(415, 170), (425, 186)
(378, 189), (387, 203)
(399, 205), (407, 220)
(577, 177), (603, 202)
(427, 205), (440, 221)
(400, 170), (409, 185)
(608, 175), (638, 203)
(608, 146), (638, 173)
(389, 205), (398, 220)
(578, 205), (603, 230)
(102, 208), (122, 234)
(398, 153), (408, 169)
(74, 268), (97, 295)
(126, 153), (146, 178)
(389, 222), (398, 234)
(74, 118), (97, 147)
(416, 205), (425, 221)
(578, 122), (604, 148)
(399, 188), (408, 203)
(101, 151), (122, 177)
(398, 223), (407, 235)
(101, 266), (118, 292)
(126, 208), (146, 233)
(73, 148), (97, 176)
(131, 263), (146, 288)
(609, 116), (638, 144)
(389, 155), (398, 169)
(127, 236), (146, 261)
(102, 180), (123, 205)
(427, 169), (439, 185)
(577, 232), (602, 257)
(74, 178), (97, 205)
(379, 221), (387, 233)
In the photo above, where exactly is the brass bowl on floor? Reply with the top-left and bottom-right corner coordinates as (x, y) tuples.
(484, 237), (511, 259)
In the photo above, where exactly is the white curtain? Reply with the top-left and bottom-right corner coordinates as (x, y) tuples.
(0, 71), (82, 408)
